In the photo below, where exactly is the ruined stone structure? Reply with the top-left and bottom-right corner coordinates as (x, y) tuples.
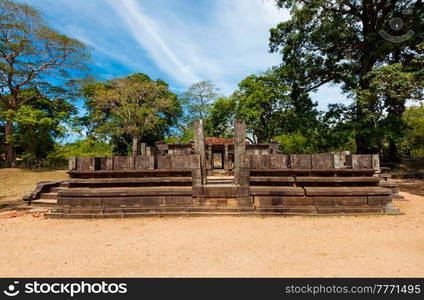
(24, 120), (401, 218)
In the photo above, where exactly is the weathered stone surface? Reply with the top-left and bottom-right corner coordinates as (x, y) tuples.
(271, 155), (288, 169)
(350, 154), (373, 169)
(289, 154), (312, 169)
(333, 151), (350, 169)
(311, 153), (334, 170)
(234, 120), (247, 185)
(304, 187), (392, 196)
(193, 119), (206, 185)
(250, 186), (304, 196)
(44, 138), (401, 218)
(69, 157), (77, 171)
(136, 155), (155, 169)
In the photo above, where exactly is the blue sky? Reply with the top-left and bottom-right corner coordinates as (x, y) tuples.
(27, 0), (349, 110)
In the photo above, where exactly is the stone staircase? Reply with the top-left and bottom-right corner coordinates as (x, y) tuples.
(207, 176), (234, 185)
(20, 181), (69, 210)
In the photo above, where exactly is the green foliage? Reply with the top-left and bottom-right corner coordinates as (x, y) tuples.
(177, 81), (219, 139)
(354, 51), (424, 159)
(56, 138), (112, 158)
(269, 0), (424, 154)
(274, 132), (311, 154)
(0, 89), (77, 167)
(23, 139), (113, 169)
(232, 71), (291, 142)
(0, 0), (90, 167)
(311, 104), (356, 153)
(164, 131), (193, 144)
(402, 106), (424, 156)
(205, 97), (235, 138)
(230, 69), (318, 143)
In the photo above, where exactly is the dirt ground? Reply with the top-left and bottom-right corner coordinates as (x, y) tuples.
(0, 169), (423, 277)
(394, 179), (424, 197)
(0, 192), (423, 277)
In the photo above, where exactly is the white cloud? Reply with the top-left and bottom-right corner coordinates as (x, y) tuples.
(107, 0), (201, 84)
(105, 0), (290, 93)
(29, 0), (348, 107)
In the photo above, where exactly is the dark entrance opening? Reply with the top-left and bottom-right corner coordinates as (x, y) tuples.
(212, 151), (224, 169)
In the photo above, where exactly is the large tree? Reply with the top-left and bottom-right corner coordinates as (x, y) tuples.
(205, 96), (236, 138)
(181, 80), (219, 120)
(176, 80), (219, 141)
(270, 0), (423, 154)
(232, 71), (291, 143)
(84, 73), (181, 155)
(13, 89), (76, 167)
(0, 0), (89, 167)
(358, 56), (423, 160)
(232, 69), (318, 143)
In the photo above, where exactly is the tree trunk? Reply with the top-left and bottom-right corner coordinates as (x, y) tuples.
(4, 120), (16, 168)
(355, 11), (379, 154)
(132, 137), (139, 156)
(387, 137), (401, 162)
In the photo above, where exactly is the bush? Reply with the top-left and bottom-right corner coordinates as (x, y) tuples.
(274, 132), (314, 154)
(56, 139), (113, 158)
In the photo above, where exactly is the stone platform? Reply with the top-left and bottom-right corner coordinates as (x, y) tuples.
(24, 120), (401, 218)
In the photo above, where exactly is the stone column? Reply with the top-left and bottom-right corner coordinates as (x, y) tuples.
(269, 141), (279, 154)
(208, 144), (212, 170)
(234, 120), (251, 205)
(132, 137), (139, 155)
(234, 120), (246, 182)
(193, 119), (206, 185)
(224, 144), (229, 171)
(140, 143), (147, 156)
(69, 157), (77, 171)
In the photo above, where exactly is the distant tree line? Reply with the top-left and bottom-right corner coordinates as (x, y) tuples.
(0, 0), (423, 168)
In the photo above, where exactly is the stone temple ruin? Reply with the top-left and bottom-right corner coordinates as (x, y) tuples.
(24, 120), (401, 218)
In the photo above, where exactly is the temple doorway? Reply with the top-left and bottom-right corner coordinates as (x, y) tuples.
(212, 151), (224, 169)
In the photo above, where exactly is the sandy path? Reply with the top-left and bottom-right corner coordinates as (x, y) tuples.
(0, 192), (423, 277)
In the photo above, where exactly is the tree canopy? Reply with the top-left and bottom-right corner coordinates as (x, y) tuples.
(82, 73), (181, 155)
(269, 0), (423, 154)
(0, 0), (423, 167)
(0, 0), (90, 166)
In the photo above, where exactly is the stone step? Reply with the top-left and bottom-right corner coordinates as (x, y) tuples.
(16, 206), (51, 212)
(45, 204), (392, 218)
(52, 206), (256, 214)
(46, 210), (389, 219)
(39, 192), (58, 199)
(207, 179), (234, 184)
(31, 199), (57, 207)
(59, 182), (70, 187)
(18, 199), (57, 210)
(50, 187), (68, 193)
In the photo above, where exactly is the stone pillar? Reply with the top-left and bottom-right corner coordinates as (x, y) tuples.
(233, 120), (251, 205)
(234, 120), (246, 183)
(224, 144), (229, 171)
(269, 141), (279, 154)
(132, 137), (139, 155)
(68, 157), (77, 171)
(140, 143), (147, 156)
(333, 151), (350, 169)
(207, 144), (212, 170)
(193, 119), (206, 185)
(372, 154), (381, 174)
